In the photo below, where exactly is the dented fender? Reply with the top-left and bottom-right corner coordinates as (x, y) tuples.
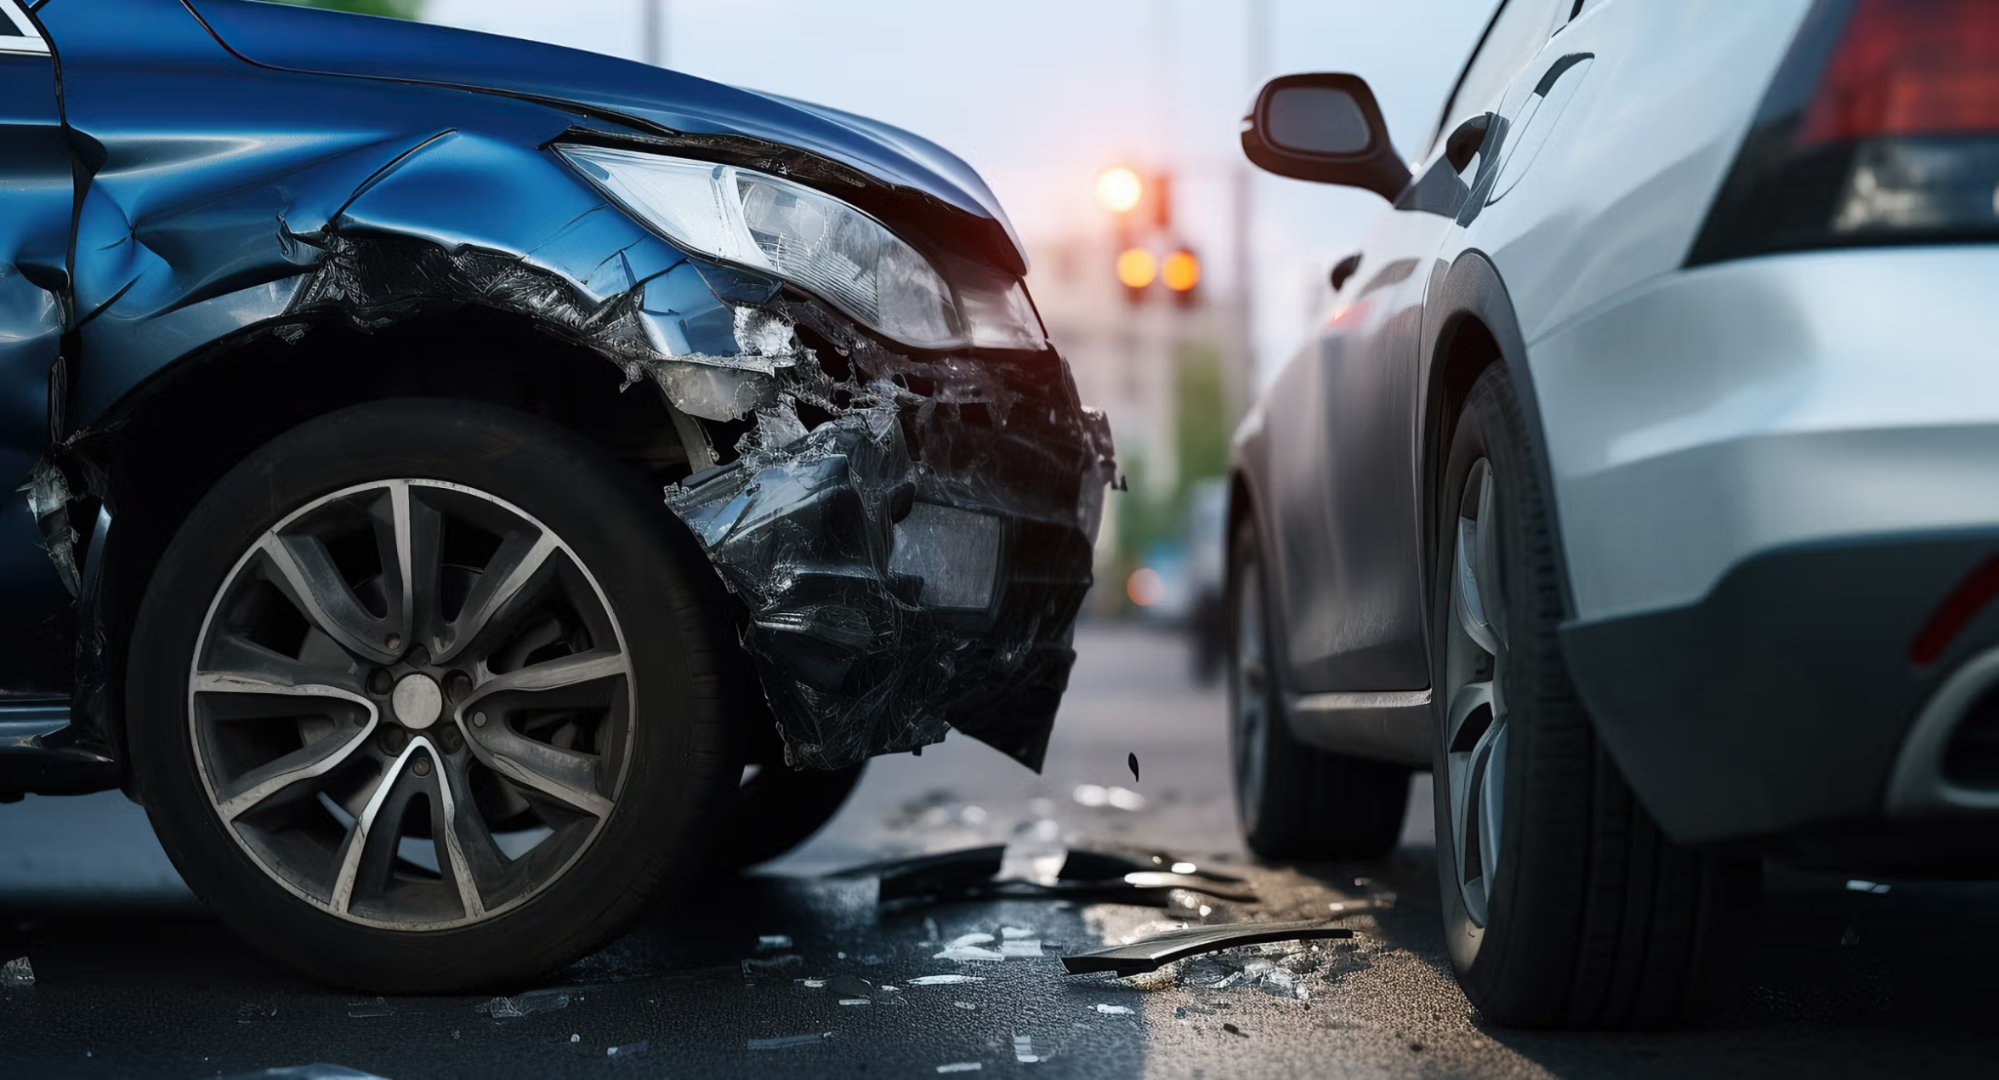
(26, 0), (1111, 777)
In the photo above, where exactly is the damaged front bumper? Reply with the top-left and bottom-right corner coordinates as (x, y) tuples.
(660, 298), (1113, 773)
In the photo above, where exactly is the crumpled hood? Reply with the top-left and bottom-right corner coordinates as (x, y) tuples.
(186, 0), (1027, 274)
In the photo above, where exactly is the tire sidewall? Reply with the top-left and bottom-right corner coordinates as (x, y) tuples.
(1429, 369), (1535, 991)
(128, 399), (739, 989)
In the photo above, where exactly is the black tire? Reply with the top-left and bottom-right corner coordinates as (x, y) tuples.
(716, 761), (866, 869)
(1227, 519), (1410, 860)
(1428, 366), (1758, 1028)
(128, 399), (746, 991)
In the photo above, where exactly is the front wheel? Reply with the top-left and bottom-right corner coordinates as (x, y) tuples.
(129, 399), (746, 991)
(1429, 367), (1757, 1028)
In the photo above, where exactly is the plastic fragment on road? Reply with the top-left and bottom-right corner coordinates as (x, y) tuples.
(1846, 879), (1891, 894)
(1061, 921), (1356, 976)
(829, 845), (1007, 903)
(758, 934), (794, 951)
(907, 974), (984, 986)
(1058, 843), (1246, 885)
(1, 957), (32, 987)
(475, 988), (571, 1020)
(1093, 1004), (1134, 1015)
(937, 1063), (983, 1073)
(1072, 784), (1145, 811)
(743, 953), (805, 975)
(747, 1032), (833, 1051)
(1014, 1034), (1040, 1063)
(955, 1001), (977, 1010)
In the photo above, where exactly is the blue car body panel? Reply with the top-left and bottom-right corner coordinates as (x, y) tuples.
(0, 0), (1111, 794)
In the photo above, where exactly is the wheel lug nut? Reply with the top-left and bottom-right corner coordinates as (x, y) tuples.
(379, 726), (408, 754)
(367, 669), (393, 695)
(386, 633), (403, 652)
(414, 757), (432, 778)
(438, 727), (464, 754)
(446, 672), (473, 702)
(408, 645), (430, 668)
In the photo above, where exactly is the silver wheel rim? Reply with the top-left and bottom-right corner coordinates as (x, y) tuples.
(1443, 459), (1507, 928)
(188, 479), (635, 931)
(1230, 560), (1271, 835)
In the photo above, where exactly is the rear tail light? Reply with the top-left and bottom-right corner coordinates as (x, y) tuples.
(1688, 0), (1999, 265)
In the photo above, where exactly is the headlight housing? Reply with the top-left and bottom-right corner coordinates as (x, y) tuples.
(557, 145), (1044, 351)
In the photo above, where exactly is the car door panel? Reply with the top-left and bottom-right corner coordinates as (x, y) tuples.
(1271, 205), (1453, 693)
(0, 8), (80, 691)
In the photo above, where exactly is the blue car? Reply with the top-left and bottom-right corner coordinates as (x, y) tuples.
(0, 0), (1109, 989)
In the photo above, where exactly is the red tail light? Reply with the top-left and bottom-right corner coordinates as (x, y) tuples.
(1689, 0), (1999, 265)
(1799, 0), (1999, 145)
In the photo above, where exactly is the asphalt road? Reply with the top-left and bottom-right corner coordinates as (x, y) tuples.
(3, 623), (1999, 1078)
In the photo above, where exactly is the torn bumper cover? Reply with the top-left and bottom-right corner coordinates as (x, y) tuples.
(283, 228), (1111, 774)
(663, 311), (1112, 772)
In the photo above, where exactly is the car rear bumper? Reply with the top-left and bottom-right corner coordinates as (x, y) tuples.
(1563, 529), (1999, 869)
(1535, 246), (1999, 864)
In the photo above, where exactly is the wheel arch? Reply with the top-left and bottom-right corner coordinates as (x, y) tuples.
(82, 307), (722, 795)
(1419, 250), (1576, 629)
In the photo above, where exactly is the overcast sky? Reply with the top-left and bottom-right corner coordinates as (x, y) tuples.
(423, 0), (1496, 372)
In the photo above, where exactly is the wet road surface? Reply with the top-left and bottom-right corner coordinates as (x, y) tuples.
(4, 623), (1999, 1077)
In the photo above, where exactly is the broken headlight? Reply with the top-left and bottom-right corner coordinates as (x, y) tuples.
(557, 145), (1044, 351)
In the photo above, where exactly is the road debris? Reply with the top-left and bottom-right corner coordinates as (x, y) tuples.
(1, 957), (33, 987)
(475, 989), (571, 1020)
(1014, 1034), (1040, 1063)
(1846, 879), (1892, 895)
(1058, 843), (1245, 885)
(1062, 921), (1355, 976)
(1093, 1004), (1134, 1015)
(936, 1063), (983, 1073)
(757, 934), (794, 951)
(1072, 784), (1145, 811)
(605, 1042), (648, 1058)
(746, 1032), (833, 1051)
(1128, 753), (1140, 782)
(908, 974), (985, 986)
(743, 953), (805, 975)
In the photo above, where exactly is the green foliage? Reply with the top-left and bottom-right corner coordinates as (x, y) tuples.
(1113, 340), (1235, 572)
(274, 0), (423, 19)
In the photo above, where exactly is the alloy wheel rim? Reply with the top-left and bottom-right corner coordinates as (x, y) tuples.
(188, 479), (635, 931)
(1231, 561), (1271, 834)
(1444, 458), (1507, 928)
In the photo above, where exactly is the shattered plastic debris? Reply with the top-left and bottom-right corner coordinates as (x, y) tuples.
(747, 1033), (833, 1051)
(1062, 921), (1355, 976)
(906, 975), (984, 986)
(1128, 753), (1140, 782)
(936, 1063), (984, 1073)
(1014, 1034), (1040, 1064)
(1058, 844), (1245, 885)
(1846, 879), (1892, 895)
(935, 932), (1005, 962)
(862, 846), (1007, 903)
(1071, 785), (1145, 811)
(18, 459), (81, 598)
(475, 988), (572, 1020)
(758, 934), (794, 951)
(742, 953), (805, 975)
(1093, 1004), (1135, 1015)
(1, 957), (33, 987)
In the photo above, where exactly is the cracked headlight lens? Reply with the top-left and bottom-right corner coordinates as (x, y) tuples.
(560, 145), (1039, 351)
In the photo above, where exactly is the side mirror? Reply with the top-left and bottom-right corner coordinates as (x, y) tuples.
(1241, 74), (1410, 201)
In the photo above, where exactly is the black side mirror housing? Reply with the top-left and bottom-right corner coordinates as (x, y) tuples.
(1241, 74), (1411, 201)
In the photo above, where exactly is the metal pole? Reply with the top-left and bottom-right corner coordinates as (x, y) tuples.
(642, 0), (666, 67)
(1234, 0), (1270, 405)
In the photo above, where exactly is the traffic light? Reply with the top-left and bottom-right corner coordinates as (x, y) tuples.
(1162, 247), (1200, 308)
(1116, 246), (1157, 305)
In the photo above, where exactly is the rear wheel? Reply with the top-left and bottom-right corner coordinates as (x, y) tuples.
(129, 399), (745, 991)
(1430, 366), (1757, 1028)
(1227, 519), (1410, 859)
